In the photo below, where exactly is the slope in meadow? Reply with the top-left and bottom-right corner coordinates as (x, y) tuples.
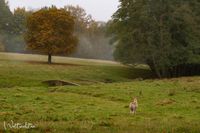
(0, 52), (152, 88)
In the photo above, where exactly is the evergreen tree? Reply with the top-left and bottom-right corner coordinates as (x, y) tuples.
(0, 0), (13, 34)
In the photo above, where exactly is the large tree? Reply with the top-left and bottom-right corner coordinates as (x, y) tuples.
(108, 0), (200, 78)
(25, 7), (78, 64)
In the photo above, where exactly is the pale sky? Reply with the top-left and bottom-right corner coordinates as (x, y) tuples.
(8, 0), (119, 21)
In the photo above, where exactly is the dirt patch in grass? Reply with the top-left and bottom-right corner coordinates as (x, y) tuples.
(42, 80), (80, 87)
(156, 99), (176, 106)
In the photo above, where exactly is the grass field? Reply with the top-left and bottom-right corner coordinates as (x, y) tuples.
(0, 52), (199, 133)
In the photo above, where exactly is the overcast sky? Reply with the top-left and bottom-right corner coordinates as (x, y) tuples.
(8, 0), (119, 21)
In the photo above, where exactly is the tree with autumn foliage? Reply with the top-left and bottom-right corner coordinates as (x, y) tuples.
(25, 7), (78, 64)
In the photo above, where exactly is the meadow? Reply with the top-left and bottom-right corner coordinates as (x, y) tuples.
(0, 52), (199, 133)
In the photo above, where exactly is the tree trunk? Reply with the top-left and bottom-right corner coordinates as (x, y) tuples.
(48, 54), (52, 64)
(152, 55), (162, 78)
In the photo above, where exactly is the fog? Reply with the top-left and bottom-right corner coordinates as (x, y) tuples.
(72, 33), (113, 60)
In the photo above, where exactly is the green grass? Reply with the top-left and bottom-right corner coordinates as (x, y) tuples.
(0, 52), (151, 87)
(0, 52), (199, 133)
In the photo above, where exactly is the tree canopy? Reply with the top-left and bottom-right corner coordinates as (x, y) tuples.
(64, 5), (93, 33)
(25, 7), (78, 64)
(108, 0), (200, 78)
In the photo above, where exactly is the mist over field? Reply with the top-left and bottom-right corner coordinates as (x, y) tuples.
(72, 30), (113, 60)
(3, 28), (114, 60)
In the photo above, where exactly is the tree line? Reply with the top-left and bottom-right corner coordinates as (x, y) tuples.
(0, 0), (113, 60)
(107, 0), (200, 78)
